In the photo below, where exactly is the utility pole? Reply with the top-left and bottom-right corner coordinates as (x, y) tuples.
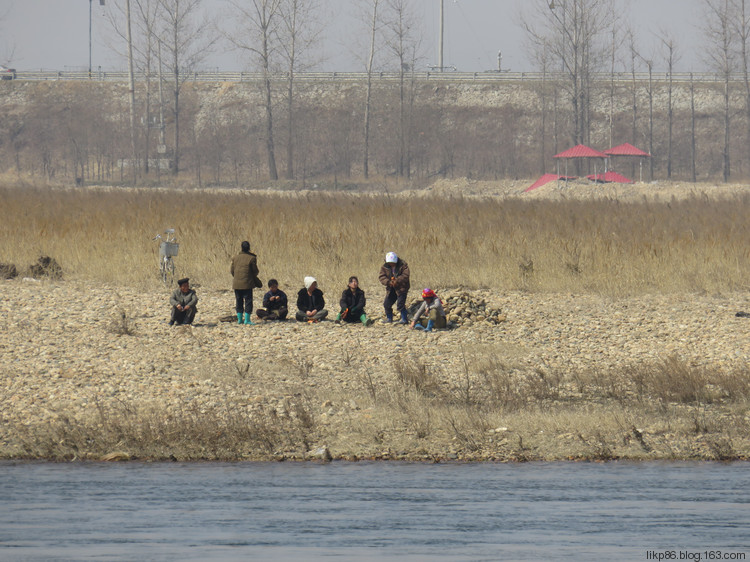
(439, 0), (444, 71)
(125, 0), (137, 185)
(89, 0), (105, 79)
(89, 0), (92, 78)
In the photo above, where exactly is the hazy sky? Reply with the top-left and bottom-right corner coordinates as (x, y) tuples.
(1, 0), (707, 73)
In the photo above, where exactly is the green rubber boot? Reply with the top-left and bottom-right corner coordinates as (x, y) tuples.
(244, 313), (255, 325)
(361, 314), (374, 326)
(237, 313), (244, 324)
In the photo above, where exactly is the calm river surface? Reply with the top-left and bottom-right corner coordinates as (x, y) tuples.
(1, 461), (749, 561)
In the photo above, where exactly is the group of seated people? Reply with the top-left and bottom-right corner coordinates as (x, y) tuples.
(170, 275), (447, 332)
(169, 247), (446, 332)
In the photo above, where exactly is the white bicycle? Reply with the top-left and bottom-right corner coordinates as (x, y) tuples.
(153, 228), (179, 285)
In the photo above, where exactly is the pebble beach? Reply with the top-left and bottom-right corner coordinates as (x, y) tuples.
(2, 277), (749, 461)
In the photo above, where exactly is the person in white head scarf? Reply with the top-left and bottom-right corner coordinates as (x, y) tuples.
(296, 276), (328, 322)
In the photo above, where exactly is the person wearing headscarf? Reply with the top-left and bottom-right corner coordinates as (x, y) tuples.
(296, 276), (328, 322)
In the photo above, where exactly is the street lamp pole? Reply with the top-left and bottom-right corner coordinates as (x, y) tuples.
(439, 0), (444, 72)
(89, 0), (92, 78)
(89, 0), (105, 79)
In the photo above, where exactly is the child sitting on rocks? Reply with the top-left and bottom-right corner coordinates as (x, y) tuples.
(410, 288), (446, 332)
(257, 279), (288, 321)
(336, 276), (374, 326)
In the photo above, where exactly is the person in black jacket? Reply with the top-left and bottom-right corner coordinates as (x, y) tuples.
(336, 276), (374, 326)
(296, 276), (328, 322)
(256, 279), (288, 320)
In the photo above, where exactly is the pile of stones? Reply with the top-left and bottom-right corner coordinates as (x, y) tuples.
(408, 288), (506, 327)
(0, 256), (63, 280)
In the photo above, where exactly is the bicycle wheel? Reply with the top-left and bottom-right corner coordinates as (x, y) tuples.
(160, 257), (169, 285)
(166, 257), (175, 285)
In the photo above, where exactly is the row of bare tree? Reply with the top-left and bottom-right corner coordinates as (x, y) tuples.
(3, 0), (750, 185)
(4, 74), (750, 184)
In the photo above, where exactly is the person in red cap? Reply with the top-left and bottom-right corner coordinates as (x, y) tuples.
(410, 288), (446, 332)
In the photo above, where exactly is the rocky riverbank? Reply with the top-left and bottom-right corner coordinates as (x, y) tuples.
(1, 278), (749, 462)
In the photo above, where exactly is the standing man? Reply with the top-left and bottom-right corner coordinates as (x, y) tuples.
(231, 240), (261, 325)
(169, 277), (198, 326)
(378, 251), (410, 324)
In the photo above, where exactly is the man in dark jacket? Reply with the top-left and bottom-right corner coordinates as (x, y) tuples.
(336, 276), (374, 326)
(169, 277), (198, 325)
(231, 241), (261, 325)
(257, 278), (289, 321)
(296, 276), (328, 322)
(378, 251), (410, 324)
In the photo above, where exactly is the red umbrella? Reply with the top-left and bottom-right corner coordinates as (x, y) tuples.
(604, 143), (651, 182)
(526, 174), (578, 192)
(587, 171), (634, 184)
(552, 145), (608, 183)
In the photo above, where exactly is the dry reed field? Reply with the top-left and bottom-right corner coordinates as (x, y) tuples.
(1, 183), (749, 294)
(1, 182), (749, 462)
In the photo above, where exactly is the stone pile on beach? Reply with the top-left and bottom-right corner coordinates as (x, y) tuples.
(437, 289), (506, 326)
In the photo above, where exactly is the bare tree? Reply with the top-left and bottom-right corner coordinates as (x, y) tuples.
(627, 28), (640, 164)
(0, 3), (15, 66)
(658, 30), (680, 180)
(156, 0), (215, 175)
(106, 0), (165, 178)
(703, 0), (735, 183)
(522, 0), (617, 147)
(691, 72), (697, 182)
(277, 0), (323, 180)
(360, 0), (381, 179)
(383, 0), (422, 178)
(734, 0), (750, 175)
(228, 0), (283, 180)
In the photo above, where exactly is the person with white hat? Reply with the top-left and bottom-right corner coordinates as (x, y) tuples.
(378, 251), (410, 324)
(296, 276), (328, 322)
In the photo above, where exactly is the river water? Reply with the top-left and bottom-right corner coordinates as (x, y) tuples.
(1, 461), (749, 561)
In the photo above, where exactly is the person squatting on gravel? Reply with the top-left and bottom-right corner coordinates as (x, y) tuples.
(296, 276), (328, 322)
(231, 240), (262, 325)
(169, 277), (198, 326)
(410, 288), (447, 332)
(379, 251), (411, 324)
(336, 276), (375, 326)
(256, 279), (288, 321)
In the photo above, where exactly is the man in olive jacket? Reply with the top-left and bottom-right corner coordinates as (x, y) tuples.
(231, 241), (261, 325)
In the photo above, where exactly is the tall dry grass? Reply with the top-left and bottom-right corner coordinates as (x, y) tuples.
(0, 185), (748, 295)
(5, 354), (750, 461)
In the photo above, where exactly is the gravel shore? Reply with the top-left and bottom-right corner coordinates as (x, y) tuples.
(1, 278), (749, 461)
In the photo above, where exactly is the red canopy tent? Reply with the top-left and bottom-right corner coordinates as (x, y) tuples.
(526, 173), (578, 192)
(586, 171), (634, 184)
(553, 144), (608, 184)
(604, 143), (651, 182)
